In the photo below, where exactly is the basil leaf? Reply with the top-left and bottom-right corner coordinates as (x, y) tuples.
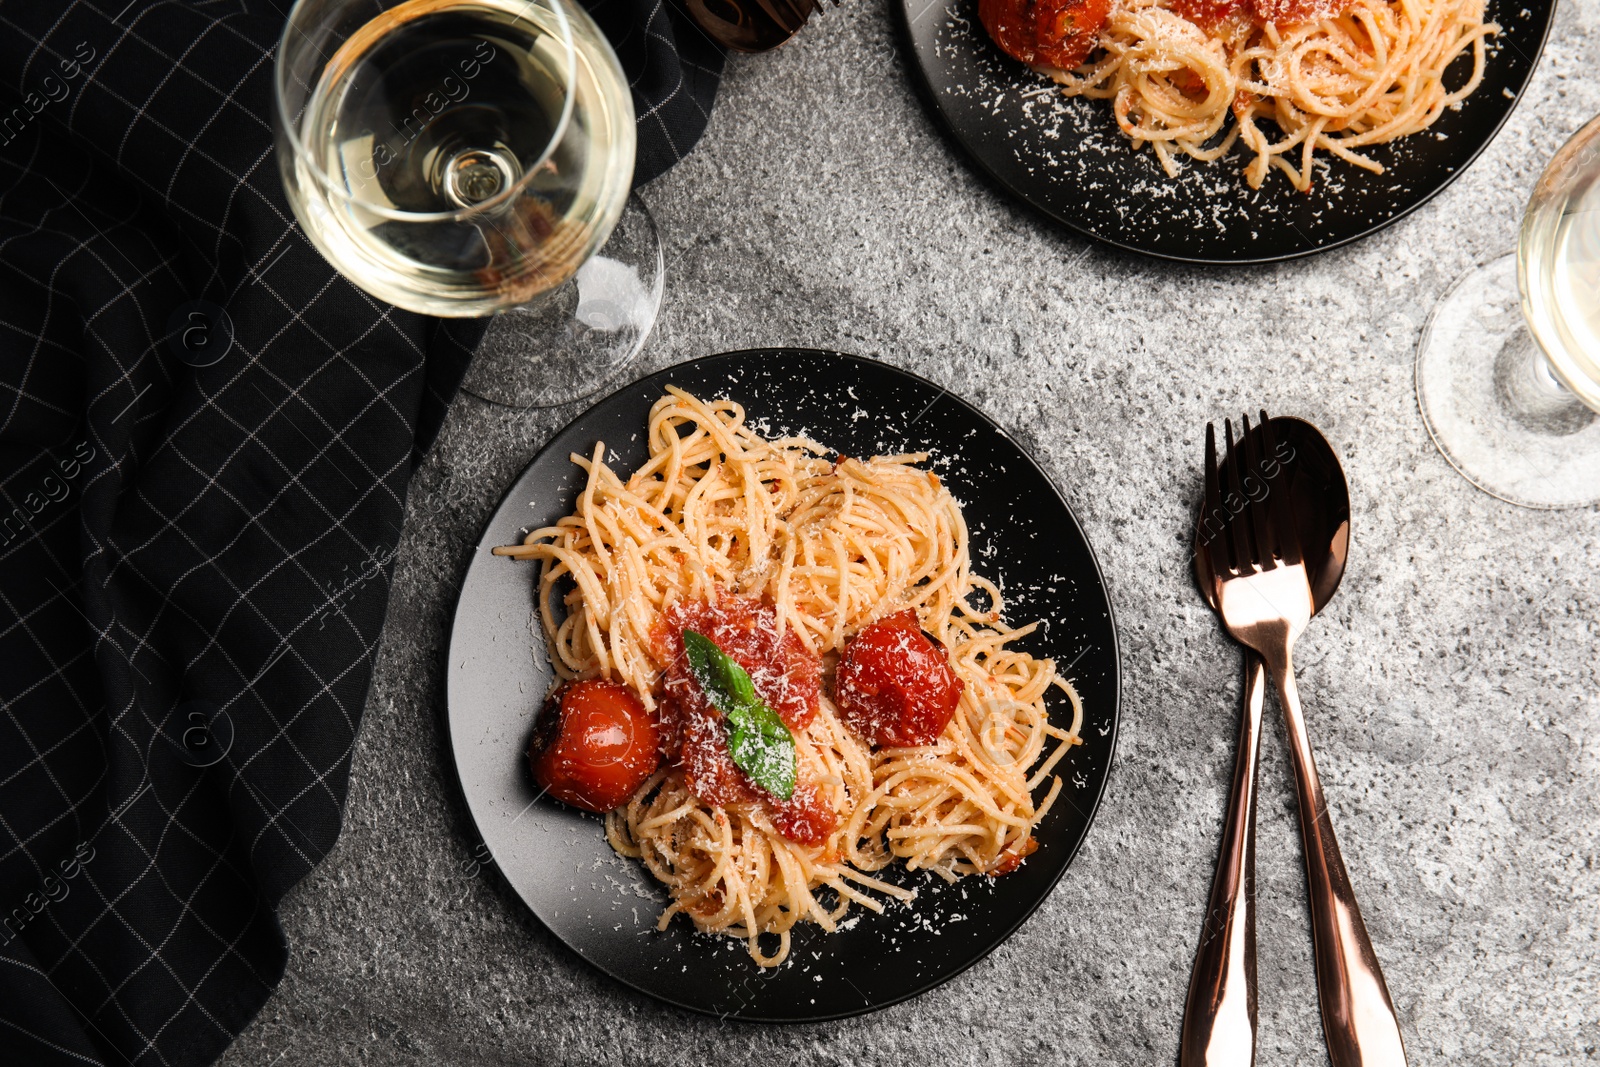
(683, 630), (757, 708)
(682, 629), (797, 800)
(725, 701), (797, 802)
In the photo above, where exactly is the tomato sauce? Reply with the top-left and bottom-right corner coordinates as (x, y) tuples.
(991, 835), (1040, 875)
(981, 0), (1355, 80)
(1174, 0), (1353, 24)
(1249, 0), (1353, 23)
(1171, 0), (1244, 25)
(653, 595), (838, 846)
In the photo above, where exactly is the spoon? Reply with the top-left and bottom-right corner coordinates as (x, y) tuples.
(1181, 415), (1350, 1066)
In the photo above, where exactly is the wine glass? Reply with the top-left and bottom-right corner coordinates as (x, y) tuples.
(272, 0), (662, 408)
(1416, 115), (1600, 508)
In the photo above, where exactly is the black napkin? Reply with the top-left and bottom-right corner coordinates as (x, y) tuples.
(0, 2), (721, 1064)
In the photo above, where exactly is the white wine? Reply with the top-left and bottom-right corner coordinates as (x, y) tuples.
(1518, 120), (1600, 413)
(1415, 115), (1600, 509)
(282, 0), (635, 317)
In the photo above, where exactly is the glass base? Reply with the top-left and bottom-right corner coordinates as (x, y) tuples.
(461, 193), (663, 408)
(1416, 253), (1600, 509)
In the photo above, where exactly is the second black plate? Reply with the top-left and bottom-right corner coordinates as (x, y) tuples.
(897, 0), (1554, 263)
(445, 350), (1120, 1021)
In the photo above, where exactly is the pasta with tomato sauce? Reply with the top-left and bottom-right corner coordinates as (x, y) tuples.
(979, 0), (1498, 191)
(493, 388), (1084, 966)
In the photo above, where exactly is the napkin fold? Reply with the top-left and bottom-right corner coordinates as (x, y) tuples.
(0, 2), (721, 1064)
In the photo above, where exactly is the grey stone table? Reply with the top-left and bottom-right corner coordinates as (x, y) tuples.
(219, 3), (1600, 1064)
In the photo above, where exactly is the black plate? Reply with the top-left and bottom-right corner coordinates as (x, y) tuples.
(897, 0), (1554, 263)
(445, 350), (1120, 1021)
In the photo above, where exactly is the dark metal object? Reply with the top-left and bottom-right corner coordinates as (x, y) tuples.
(682, 0), (839, 54)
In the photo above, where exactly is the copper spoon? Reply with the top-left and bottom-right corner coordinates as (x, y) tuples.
(1241, 420), (1405, 1067)
(1182, 414), (1352, 1066)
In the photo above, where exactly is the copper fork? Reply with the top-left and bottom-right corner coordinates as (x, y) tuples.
(1182, 418), (1268, 1067)
(1187, 414), (1408, 1067)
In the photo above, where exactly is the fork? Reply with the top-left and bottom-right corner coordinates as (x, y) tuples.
(1181, 419), (1268, 1067)
(1194, 414), (1408, 1067)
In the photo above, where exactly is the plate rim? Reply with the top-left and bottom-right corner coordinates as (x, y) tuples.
(893, 0), (1557, 265)
(443, 348), (1123, 1022)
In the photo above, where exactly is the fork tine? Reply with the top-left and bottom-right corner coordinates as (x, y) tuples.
(1258, 412), (1303, 566)
(1222, 419), (1254, 573)
(1238, 413), (1275, 571)
(1254, 410), (1278, 563)
(1204, 422), (1229, 575)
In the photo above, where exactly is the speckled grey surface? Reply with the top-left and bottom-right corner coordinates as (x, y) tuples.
(218, 3), (1600, 1064)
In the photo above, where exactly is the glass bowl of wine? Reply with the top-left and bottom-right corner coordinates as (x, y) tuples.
(274, 0), (660, 407)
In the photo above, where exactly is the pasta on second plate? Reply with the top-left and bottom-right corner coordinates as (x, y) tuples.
(981, 0), (1498, 191)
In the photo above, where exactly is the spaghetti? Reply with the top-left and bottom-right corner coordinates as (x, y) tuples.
(493, 388), (1084, 966)
(984, 0), (1498, 191)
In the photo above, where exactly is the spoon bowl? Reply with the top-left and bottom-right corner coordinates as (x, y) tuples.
(1194, 415), (1350, 616)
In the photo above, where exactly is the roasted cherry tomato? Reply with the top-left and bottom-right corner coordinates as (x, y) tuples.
(835, 610), (965, 747)
(528, 679), (660, 813)
(979, 0), (1112, 71)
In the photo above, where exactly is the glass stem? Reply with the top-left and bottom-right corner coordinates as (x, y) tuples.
(1493, 322), (1597, 435)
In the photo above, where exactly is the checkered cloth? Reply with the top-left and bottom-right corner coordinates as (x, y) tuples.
(0, 2), (721, 1065)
